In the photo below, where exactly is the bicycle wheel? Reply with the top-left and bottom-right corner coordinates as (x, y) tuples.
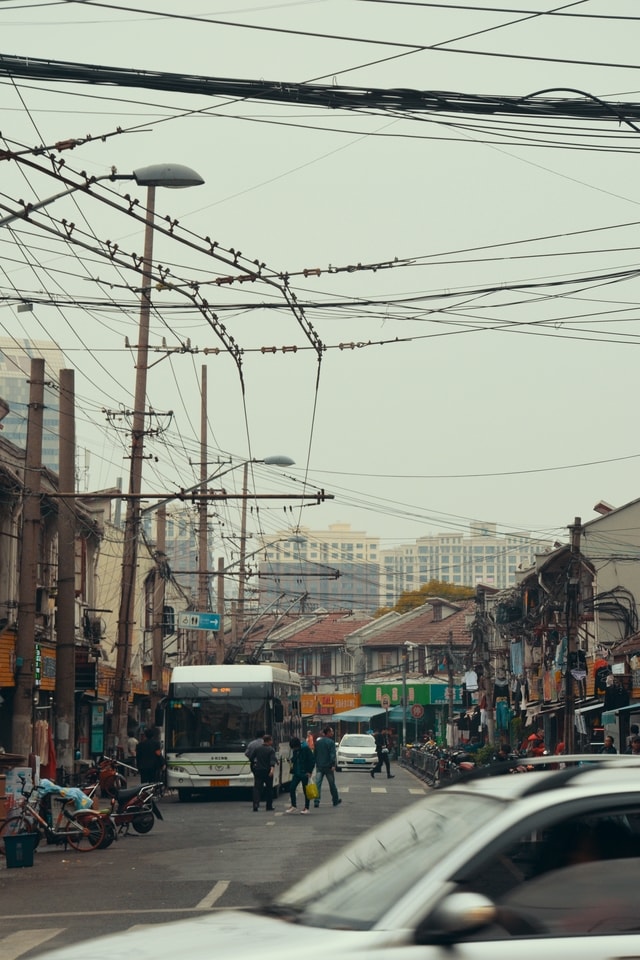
(64, 811), (105, 851)
(0, 813), (40, 855)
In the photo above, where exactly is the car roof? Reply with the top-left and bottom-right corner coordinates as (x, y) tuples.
(440, 755), (640, 803)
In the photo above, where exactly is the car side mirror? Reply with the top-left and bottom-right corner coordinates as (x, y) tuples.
(415, 892), (497, 945)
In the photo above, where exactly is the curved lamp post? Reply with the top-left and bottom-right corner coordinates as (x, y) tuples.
(6, 160), (203, 765)
(0, 163), (204, 228)
(112, 162), (204, 750)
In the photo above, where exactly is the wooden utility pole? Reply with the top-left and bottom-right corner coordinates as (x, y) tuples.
(564, 517), (583, 753)
(55, 369), (76, 778)
(12, 358), (45, 757)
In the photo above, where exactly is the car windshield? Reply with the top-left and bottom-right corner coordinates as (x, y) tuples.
(341, 736), (373, 747)
(272, 791), (500, 929)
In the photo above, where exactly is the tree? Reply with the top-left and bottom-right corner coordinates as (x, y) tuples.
(374, 579), (475, 617)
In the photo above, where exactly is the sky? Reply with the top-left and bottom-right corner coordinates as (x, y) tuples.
(2, 0), (640, 565)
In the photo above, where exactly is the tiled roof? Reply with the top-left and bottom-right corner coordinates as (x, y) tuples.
(361, 600), (475, 648)
(271, 611), (374, 649)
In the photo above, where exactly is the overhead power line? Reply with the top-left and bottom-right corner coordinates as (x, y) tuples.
(3, 54), (640, 123)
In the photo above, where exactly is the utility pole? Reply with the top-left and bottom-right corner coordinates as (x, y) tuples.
(113, 184), (157, 752)
(197, 365), (208, 664)
(446, 631), (455, 747)
(564, 517), (583, 753)
(55, 369), (76, 778)
(150, 504), (166, 717)
(12, 357), (45, 758)
(216, 556), (225, 663)
(236, 461), (249, 641)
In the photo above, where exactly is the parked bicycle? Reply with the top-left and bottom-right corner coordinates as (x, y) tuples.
(0, 774), (106, 854)
(81, 756), (132, 798)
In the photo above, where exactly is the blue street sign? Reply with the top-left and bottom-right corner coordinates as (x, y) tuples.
(177, 611), (220, 631)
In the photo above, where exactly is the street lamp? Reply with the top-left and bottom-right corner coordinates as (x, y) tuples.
(0, 163), (204, 228)
(236, 456), (295, 630)
(112, 162), (204, 752)
(5, 162), (201, 762)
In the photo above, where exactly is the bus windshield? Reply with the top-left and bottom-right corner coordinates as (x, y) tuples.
(166, 686), (268, 753)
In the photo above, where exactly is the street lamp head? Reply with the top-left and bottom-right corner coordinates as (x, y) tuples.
(260, 455), (295, 467)
(132, 163), (205, 189)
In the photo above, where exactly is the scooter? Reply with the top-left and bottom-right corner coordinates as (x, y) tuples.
(104, 781), (164, 835)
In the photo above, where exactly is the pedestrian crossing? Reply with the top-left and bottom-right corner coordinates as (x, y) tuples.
(1, 924), (165, 960)
(2, 928), (63, 959)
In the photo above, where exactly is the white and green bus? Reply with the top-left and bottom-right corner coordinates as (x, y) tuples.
(164, 663), (303, 801)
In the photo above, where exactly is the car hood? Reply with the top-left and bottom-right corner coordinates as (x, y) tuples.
(38, 909), (387, 960)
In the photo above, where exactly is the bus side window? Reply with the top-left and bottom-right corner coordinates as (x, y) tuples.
(273, 699), (284, 723)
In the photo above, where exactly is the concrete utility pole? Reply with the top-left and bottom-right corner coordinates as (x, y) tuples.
(113, 184), (157, 752)
(197, 365), (208, 664)
(564, 517), (583, 753)
(150, 504), (166, 716)
(12, 357), (45, 758)
(55, 369), (76, 777)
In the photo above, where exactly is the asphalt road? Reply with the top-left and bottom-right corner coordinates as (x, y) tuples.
(1, 763), (426, 959)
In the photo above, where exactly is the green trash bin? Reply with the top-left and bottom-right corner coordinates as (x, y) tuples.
(4, 832), (37, 868)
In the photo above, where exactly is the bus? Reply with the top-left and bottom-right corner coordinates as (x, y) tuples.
(163, 663), (303, 801)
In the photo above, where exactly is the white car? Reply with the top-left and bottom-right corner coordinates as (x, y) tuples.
(335, 733), (377, 771)
(38, 757), (640, 960)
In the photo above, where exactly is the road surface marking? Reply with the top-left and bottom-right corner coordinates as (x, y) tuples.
(196, 880), (230, 910)
(1, 928), (63, 960)
(409, 788), (426, 794)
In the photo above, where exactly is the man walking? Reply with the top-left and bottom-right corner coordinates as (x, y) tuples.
(313, 725), (341, 808)
(371, 729), (394, 779)
(251, 733), (276, 812)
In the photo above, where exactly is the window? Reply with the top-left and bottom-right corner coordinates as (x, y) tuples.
(320, 651), (332, 677)
(455, 803), (640, 940)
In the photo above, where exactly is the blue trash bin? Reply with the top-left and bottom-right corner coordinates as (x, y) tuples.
(4, 832), (37, 868)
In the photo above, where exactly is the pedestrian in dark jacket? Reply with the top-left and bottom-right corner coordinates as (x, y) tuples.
(251, 734), (277, 812)
(313, 726), (341, 808)
(371, 729), (394, 779)
(285, 737), (315, 814)
(135, 728), (165, 784)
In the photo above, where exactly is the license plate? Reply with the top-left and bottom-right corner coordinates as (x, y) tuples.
(210, 779), (230, 787)
(353, 758), (367, 763)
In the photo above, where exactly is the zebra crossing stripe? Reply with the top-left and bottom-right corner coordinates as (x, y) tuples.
(1, 928), (64, 959)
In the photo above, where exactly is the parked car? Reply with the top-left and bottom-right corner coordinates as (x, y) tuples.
(335, 733), (377, 771)
(38, 757), (640, 960)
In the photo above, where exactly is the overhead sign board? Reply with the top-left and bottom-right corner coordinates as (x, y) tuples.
(177, 611), (220, 631)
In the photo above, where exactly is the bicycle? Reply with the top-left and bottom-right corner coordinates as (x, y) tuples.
(0, 775), (106, 853)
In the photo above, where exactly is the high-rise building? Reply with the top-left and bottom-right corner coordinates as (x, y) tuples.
(380, 521), (551, 606)
(257, 523), (381, 613)
(255, 521), (550, 613)
(0, 338), (65, 471)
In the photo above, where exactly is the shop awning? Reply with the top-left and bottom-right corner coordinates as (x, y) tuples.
(388, 706), (411, 722)
(332, 706), (386, 723)
(575, 701), (604, 715)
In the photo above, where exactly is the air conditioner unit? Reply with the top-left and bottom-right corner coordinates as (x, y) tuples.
(84, 616), (104, 643)
(36, 586), (49, 615)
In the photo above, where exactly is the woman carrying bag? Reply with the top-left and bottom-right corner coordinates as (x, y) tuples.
(285, 736), (316, 815)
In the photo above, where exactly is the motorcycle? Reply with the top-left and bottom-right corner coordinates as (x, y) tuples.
(437, 749), (475, 784)
(101, 781), (164, 836)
